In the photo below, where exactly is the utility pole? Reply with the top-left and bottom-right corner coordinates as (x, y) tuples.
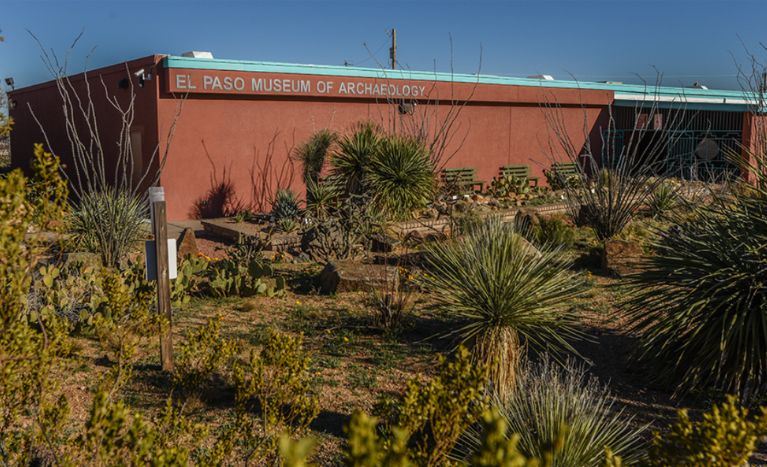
(389, 28), (397, 70)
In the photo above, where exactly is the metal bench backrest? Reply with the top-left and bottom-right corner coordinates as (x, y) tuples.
(500, 165), (530, 179)
(442, 168), (476, 182)
(551, 162), (578, 175)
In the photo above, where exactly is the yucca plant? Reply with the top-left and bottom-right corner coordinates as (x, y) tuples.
(625, 180), (767, 399)
(367, 135), (436, 220)
(646, 180), (680, 218)
(461, 359), (646, 466)
(305, 177), (338, 220)
(420, 217), (587, 395)
(330, 121), (381, 196)
(71, 187), (146, 268)
(295, 129), (337, 185)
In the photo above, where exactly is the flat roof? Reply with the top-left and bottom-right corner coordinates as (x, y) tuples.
(164, 55), (758, 111)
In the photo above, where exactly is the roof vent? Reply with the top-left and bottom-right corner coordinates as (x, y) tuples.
(690, 81), (708, 90)
(527, 74), (555, 81)
(181, 51), (214, 59)
(599, 81), (624, 85)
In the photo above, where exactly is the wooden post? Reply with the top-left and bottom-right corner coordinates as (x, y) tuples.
(149, 186), (173, 372)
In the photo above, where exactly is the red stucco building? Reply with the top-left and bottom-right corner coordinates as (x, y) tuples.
(9, 53), (759, 220)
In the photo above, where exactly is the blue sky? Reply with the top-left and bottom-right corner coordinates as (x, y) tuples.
(2, 0), (766, 90)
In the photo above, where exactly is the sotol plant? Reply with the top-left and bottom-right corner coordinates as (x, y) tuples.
(625, 177), (767, 398)
(420, 216), (587, 395)
(296, 129), (337, 184)
(330, 121), (381, 196)
(465, 359), (646, 466)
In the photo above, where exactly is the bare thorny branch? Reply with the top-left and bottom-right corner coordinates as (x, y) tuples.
(27, 31), (185, 205)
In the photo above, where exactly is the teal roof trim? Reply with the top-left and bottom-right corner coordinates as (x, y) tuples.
(163, 55), (756, 106)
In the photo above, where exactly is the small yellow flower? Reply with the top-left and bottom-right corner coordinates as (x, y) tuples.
(296, 300), (302, 306)
(343, 336), (350, 343)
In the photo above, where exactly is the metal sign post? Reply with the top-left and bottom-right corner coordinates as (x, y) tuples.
(148, 186), (173, 372)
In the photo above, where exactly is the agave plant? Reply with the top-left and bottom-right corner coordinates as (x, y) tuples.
(461, 359), (646, 466)
(295, 129), (337, 185)
(330, 121), (381, 196)
(420, 216), (587, 395)
(367, 135), (436, 220)
(625, 182), (767, 399)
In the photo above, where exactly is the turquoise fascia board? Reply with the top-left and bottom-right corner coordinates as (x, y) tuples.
(163, 55), (756, 106)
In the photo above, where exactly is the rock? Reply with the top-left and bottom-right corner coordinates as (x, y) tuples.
(370, 233), (400, 253)
(602, 239), (643, 277)
(176, 228), (199, 260)
(318, 261), (398, 294)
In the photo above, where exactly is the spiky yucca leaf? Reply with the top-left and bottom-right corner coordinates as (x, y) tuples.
(330, 121), (381, 196)
(420, 217), (587, 395)
(626, 184), (767, 399)
(461, 359), (646, 467)
(296, 129), (337, 185)
(367, 135), (435, 220)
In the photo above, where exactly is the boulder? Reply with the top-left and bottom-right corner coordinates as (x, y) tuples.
(318, 261), (398, 294)
(176, 228), (199, 260)
(370, 233), (400, 253)
(602, 239), (643, 277)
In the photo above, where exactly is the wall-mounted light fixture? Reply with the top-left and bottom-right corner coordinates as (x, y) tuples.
(4, 77), (14, 90)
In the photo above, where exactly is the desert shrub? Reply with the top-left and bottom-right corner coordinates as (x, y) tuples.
(233, 330), (320, 437)
(0, 170), (71, 464)
(372, 347), (487, 465)
(367, 135), (435, 220)
(296, 129), (337, 184)
(28, 143), (69, 230)
(533, 216), (576, 249)
(467, 359), (646, 466)
(71, 187), (146, 268)
(330, 121), (382, 196)
(625, 182), (767, 398)
(646, 395), (767, 467)
(173, 316), (239, 396)
(369, 267), (414, 332)
(305, 177), (339, 220)
(646, 180), (680, 218)
(272, 189), (302, 223)
(300, 194), (381, 262)
(420, 216), (587, 395)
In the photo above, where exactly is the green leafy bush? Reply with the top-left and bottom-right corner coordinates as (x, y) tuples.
(348, 346), (489, 466)
(646, 395), (767, 467)
(233, 330), (320, 437)
(625, 182), (767, 397)
(468, 359), (646, 466)
(367, 135), (436, 220)
(173, 316), (239, 396)
(28, 143), (69, 231)
(533, 216), (576, 249)
(71, 187), (146, 268)
(420, 216), (587, 395)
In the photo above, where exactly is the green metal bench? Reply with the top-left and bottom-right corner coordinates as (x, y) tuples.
(441, 168), (484, 193)
(499, 165), (539, 187)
